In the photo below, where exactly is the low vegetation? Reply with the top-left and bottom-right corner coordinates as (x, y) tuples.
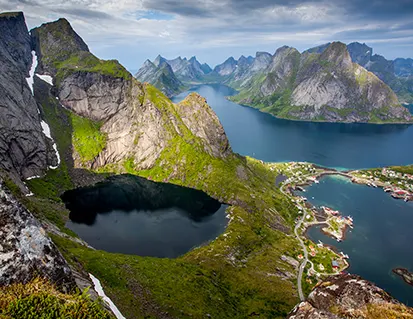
(70, 113), (107, 164)
(0, 278), (112, 319)
(20, 84), (305, 318)
(55, 52), (131, 87)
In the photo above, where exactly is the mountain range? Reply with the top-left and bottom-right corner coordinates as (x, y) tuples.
(135, 54), (213, 96)
(136, 42), (412, 123)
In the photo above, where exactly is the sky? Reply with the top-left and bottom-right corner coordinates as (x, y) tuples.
(1, 0), (413, 72)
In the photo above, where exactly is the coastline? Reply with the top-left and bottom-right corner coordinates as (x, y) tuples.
(226, 96), (413, 125)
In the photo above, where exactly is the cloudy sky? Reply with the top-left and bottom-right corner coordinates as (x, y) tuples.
(2, 0), (413, 71)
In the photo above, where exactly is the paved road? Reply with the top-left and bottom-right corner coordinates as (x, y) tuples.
(280, 183), (308, 301)
(293, 207), (308, 301)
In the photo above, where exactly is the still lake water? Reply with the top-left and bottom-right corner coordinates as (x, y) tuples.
(173, 84), (413, 170)
(64, 175), (227, 258)
(300, 175), (413, 305)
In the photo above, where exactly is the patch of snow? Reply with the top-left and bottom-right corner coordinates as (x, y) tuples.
(26, 51), (38, 95)
(25, 192), (34, 197)
(40, 120), (61, 169)
(35, 74), (54, 86)
(40, 121), (52, 139)
(49, 143), (61, 169)
(89, 273), (126, 319)
(26, 175), (41, 181)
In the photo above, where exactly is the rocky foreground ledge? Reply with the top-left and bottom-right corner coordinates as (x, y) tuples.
(287, 274), (413, 318)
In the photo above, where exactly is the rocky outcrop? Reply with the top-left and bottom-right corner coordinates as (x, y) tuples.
(260, 46), (300, 95)
(176, 93), (231, 157)
(231, 42), (412, 123)
(288, 274), (413, 318)
(312, 42), (413, 103)
(33, 18), (230, 173)
(31, 18), (89, 75)
(0, 180), (76, 292)
(135, 59), (183, 97)
(0, 12), (57, 187)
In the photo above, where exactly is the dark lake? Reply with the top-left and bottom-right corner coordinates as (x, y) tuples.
(63, 175), (228, 258)
(173, 85), (413, 170)
(298, 175), (413, 305)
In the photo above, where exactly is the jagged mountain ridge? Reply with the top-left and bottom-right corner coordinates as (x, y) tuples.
(135, 59), (184, 97)
(225, 42), (412, 123)
(135, 54), (213, 96)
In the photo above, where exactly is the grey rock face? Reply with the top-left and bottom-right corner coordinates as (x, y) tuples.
(0, 181), (76, 292)
(163, 55), (207, 81)
(287, 274), (413, 318)
(0, 12), (56, 185)
(214, 57), (237, 76)
(250, 51), (272, 72)
(176, 93), (231, 158)
(347, 42), (373, 67)
(135, 59), (158, 82)
(0, 12), (32, 75)
(233, 42), (412, 123)
(31, 18), (89, 75)
(60, 72), (134, 121)
(261, 46), (300, 95)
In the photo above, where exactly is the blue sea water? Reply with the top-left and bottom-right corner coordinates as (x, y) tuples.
(173, 85), (413, 170)
(300, 175), (413, 305)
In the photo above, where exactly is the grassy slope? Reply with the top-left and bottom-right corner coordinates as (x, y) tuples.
(0, 278), (112, 319)
(24, 78), (301, 317)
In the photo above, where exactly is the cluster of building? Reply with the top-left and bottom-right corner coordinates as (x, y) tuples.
(351, 168), (413, 202)
(320, 206), (353, 241)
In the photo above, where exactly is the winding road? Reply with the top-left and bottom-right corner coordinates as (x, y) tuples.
(280, 169), (349, 301)
(280, 182), (308, 301)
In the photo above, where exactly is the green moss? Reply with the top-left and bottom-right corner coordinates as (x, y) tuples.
(55, 52), (132, 87)
(71, 113), (107, 163)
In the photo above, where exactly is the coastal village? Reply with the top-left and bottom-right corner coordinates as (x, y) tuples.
(350, 167), (413, 202)
(269, 161), (413, 294)
(268, 162), (351, 291)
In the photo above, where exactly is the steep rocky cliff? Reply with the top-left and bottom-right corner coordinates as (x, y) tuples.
(230, 42), (412, 123)
(32, 18), (231, 175)
(0, 12), (58, 188)
(288, 274), (413, 318)
(311, 42), (413, 104)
